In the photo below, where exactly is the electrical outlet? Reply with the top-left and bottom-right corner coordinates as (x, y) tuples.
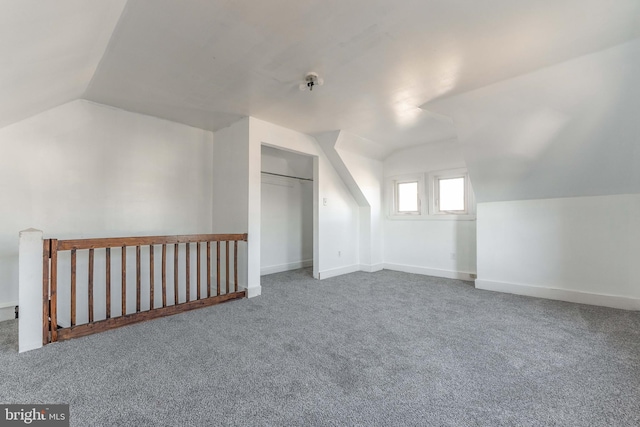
(338, 251), (341, 257)
(323, 197), (328, 206)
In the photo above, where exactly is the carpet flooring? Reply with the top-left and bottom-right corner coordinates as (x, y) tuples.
(0, 269), (639, 426)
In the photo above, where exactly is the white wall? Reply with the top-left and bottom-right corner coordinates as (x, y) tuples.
(261, 145), (313, 180)
(0, 99), (215, 320)
(425, 38), (640, 203)
(476, 194), (640, 310)
(315, 131), (385, 272)
(212, 118), (251, 295)
(249, 118), (360, 282)
(335, 147), (384, 270)
(260, 146), (313, 275)
(212, 118), (250, 234)
(383, 141), (477, 280)
(422, 39), (640, 308)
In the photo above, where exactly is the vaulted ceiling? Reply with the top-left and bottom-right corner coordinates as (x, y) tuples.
(2, 0), (640, 152)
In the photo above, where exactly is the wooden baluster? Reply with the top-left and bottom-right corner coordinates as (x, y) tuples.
(196, 242), (201, 300)
(206, 242), (211, 298)
(136, 246), (141, 313)
(88, 248), (94, 323)
(42, 234), (248, 343)
(161, 244), (167, 307)
(149, 245), (154, 310)
(234, 240), (238, 293)
(50, 240), (58, 342)
(216, 241), (221, 296)
(106, 248), (111, 319)
(121, 246), (126, 316)
(185, 243), (190, 302)
(71, 249), (76, 327)
(226, 241), (230, 294)
(174, 243), (179, 304)
(42, 240), (50, 345)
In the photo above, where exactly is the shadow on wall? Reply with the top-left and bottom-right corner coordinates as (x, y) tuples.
(454, 219), (477, 278)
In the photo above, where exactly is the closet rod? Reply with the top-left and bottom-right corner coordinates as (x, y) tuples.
(261, 171), (313, 182)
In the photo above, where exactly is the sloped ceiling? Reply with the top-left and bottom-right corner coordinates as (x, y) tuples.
(83, 0), (640, 152)
(424, 39), (640, 202)
(2, 0), (640, 156)
(0, 0), (127, 129)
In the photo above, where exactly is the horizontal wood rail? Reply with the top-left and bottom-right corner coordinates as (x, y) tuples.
(56, 233), (247, 250)
(42, 233), (247, 345)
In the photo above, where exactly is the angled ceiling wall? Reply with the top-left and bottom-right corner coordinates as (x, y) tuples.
(0, 0), (127, 129)
(2, 0), (639, 178)
(53, 0), (640, 152)
(424, 38), (640, 203)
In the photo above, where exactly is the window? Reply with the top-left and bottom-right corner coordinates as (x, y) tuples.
(390, 175), (424, 216)
(388, 169), (475, 220)
(397, 181), (419, 213)
(429, 169), (473, 216)
(435, 176), (465, 213)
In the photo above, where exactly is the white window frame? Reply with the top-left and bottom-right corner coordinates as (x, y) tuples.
(428, 168), (475, 218)
(389, 174), (425, 217)
(387, 169), (475, 220)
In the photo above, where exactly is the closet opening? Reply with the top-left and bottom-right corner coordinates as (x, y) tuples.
(260, 145), (314, 277)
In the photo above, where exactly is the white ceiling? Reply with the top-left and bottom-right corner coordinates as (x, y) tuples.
(3, 0), (640, 151)
(0, 0), (126, 129)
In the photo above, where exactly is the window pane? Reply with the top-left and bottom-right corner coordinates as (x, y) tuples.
(398, 182), (418, 212)
(439, 177), (465, 211)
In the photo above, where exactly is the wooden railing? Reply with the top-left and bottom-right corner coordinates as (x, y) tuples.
(42, 233), (247, 345)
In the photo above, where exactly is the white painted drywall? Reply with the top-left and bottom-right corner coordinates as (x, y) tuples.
(212, 119), (250, 234)
(212, 118), (251, 295)
(383, 141), (477, 279)
(334, 142), (384, 270)
(425, 38), (640, 203)
(316, 131), (384, 271)
(0, 0), (127, 129)
(0, 99), (214, 312)
(260, 147), (313, 275)
(261, 145), (313, 180)
(249, 118), (360, 281)
(384, 140), (469, 177)
(476, 195), (640, 309)
(420, 39), (640, 307)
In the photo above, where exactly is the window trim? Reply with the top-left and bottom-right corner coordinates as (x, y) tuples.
(387, 169), (476, 221)
(435, 176), (466, 213)
(395, 179), (420, 215)
(428, 168), (475, 218)
(389, 174), (425, 217)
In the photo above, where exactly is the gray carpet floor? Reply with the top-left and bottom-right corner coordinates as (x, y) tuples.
(1, 269), (639, 426)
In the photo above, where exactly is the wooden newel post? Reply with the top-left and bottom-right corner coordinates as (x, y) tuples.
(18, 228), (44, 353)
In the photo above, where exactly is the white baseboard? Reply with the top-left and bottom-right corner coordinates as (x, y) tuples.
(245, 285), (262, 298)
(383, 263), (476, 281)
(0, 306), (16, 322)
(0, 301), (17, 322)
(360, 263), (384, 273)
(475, 279), (640, 311)
(318, 264), (360, 280)
(260, 259), (313, 276)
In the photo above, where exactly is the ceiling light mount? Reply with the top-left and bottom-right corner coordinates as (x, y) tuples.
(299, 72), (324, 91)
